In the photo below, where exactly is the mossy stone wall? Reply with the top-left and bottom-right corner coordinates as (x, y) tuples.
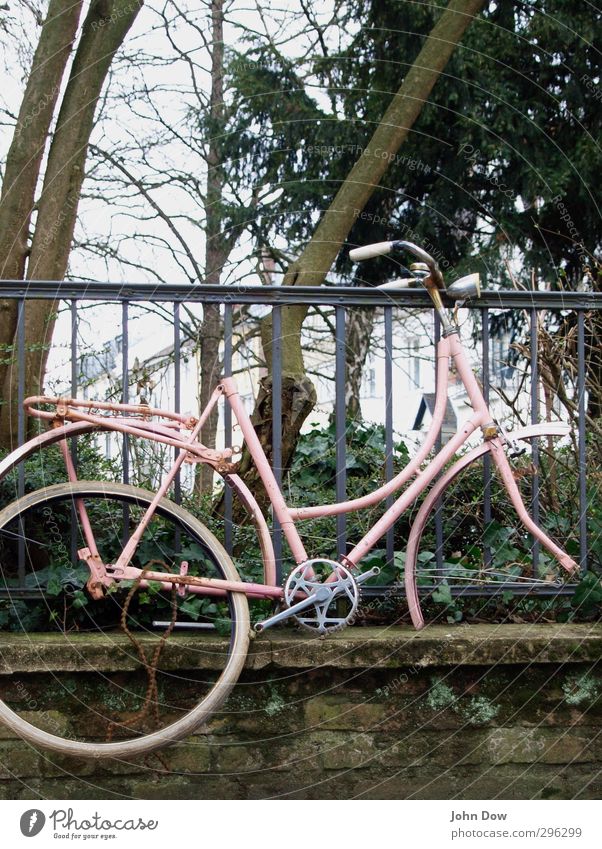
(1, 624), (601, 799)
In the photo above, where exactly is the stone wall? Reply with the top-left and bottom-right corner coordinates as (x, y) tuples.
(1, 624), (601, 800)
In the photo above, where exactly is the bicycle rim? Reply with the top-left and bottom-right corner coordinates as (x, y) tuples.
(0, 481), (250, 759)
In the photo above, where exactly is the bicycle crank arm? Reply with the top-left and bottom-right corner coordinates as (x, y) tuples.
(354, 566), (381, 585)
(254, 590), (323, 633)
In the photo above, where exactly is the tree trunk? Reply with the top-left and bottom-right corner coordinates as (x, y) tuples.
(345, 307), (376, 421)
(235, 0), (485, 515)
(0, 0), (143, 449)
(196, 0), (226, 495)
(233, 374), (316, 504)
(197, 298), (224, 493)
(0, 0), (83, 417)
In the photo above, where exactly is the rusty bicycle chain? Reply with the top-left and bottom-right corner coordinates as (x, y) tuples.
(106, 561), (179, 753)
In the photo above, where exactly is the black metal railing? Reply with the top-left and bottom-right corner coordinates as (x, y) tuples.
(0, 280), (599, 600)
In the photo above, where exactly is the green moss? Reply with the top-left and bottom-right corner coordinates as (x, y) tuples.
(228, 693), (257, 711)
(45, 677), (77, 699)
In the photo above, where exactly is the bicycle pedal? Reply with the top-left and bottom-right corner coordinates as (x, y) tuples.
(152, 621), (215, 630)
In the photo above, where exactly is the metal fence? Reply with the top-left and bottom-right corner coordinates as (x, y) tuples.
(0, 280), (600, 600)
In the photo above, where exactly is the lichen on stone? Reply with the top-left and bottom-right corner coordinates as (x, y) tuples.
(426, 678), (457, 711)
(460, 695), (501, 726)
(426, 677), (499, 725)
(562, 671), (600, 706)
(264, 685), (287, 717)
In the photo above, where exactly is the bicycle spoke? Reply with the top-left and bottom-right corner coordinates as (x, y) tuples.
(0, 527), (50, 546)
(414, 566), (566, 586)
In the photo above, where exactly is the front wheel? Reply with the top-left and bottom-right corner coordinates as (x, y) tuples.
(404, 427), (579, 629)
(0, 481), (250, 759)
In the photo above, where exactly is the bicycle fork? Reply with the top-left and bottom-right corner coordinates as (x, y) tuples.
(487, 436), (579, 575)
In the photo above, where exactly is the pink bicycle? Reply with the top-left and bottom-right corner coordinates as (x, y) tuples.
(0, 240), (579, 759)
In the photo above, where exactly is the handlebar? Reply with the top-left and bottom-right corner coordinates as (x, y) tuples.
(376, 278), (419, 291)
(348, 241), (395, 262)
(349, 239), (445, 289)
(349, 239), (481, 304)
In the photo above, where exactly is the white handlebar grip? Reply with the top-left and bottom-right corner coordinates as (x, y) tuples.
(349, 241), (393, 262)
(376, 279), (417, 291)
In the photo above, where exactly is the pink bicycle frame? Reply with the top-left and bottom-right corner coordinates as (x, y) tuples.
(20, 325), (579, 620)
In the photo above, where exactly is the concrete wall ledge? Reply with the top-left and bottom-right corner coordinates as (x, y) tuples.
(2, 623), (602, 799)
(1, 623), (601, 674)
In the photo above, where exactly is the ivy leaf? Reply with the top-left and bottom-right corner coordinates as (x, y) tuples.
(46, 574), (63, 597)
(432, 582), (453, 606)
(180, 598), (203, 620)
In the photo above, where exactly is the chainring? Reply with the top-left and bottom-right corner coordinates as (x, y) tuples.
(283, 558), (360, 635)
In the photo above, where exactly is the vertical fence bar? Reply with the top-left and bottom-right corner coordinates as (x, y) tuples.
(577, 310), (588, 571)
(384, 306), (395, 570)
(70, 300), (78, 442)
(223, 303), (233, 556)
(173, 301), (181, 500)
(271, 305), (283, 581)
(335, 305), (347, 559)
(173, 301), (181, 556)
(70, 299), (78, 565)
(121, 300), (130, 481)
(530, 308), (540, 573)
(482, 308), (492, 569)
(122, 301), (130, 544)
(17, 298), (25, 585)
(433, 311), (443, 576)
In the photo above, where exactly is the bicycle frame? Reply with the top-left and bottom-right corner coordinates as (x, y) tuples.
(21, 322), (578, 609)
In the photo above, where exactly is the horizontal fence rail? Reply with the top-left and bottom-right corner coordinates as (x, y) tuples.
(0, 280), (600, 605)
(0, 280), (599, 309)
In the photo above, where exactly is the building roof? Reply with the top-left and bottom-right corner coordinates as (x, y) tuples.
(412, 392), (457, 431)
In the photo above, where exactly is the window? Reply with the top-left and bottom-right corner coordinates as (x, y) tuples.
(413, 339), (420, 388)
(367, 367), (376, 397)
